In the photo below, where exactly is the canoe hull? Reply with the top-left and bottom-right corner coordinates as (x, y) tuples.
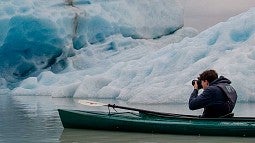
(58, 109), (255, 136)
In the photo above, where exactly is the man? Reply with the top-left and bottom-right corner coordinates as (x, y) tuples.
(189, 69), (237, 118)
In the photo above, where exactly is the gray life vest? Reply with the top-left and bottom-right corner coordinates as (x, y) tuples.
(217, 83), (237, 105)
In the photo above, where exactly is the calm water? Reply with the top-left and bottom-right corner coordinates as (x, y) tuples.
(1, 95), (255, 143)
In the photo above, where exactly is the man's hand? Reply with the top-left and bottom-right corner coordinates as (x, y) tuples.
(193, 81), (198, 90)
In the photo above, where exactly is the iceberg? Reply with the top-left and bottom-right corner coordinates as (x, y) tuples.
(0, 0), (184, 83)
(1, 0), (254, 104)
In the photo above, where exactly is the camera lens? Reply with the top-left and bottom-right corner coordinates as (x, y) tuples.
(191, 80), (202, 89)
(192, 80), (196, 86)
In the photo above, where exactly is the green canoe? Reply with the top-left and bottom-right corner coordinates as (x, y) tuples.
(58, 109), (255, 137)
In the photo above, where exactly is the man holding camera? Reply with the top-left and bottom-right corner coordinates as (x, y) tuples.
(189, 69), (237, 118)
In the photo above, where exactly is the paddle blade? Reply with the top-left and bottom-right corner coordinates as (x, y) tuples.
(78, 99), (107, 107)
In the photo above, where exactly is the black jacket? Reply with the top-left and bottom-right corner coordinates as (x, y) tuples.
(189, 76), (237, 118)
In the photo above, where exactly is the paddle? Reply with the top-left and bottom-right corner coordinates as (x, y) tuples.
(78, 99), (107, 107)
(78, 99), (196, 118)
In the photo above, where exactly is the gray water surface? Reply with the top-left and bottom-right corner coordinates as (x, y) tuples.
(1, 95), (255, 143)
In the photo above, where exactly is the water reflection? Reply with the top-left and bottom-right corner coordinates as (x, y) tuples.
(60, 128), (255, 143)
(0, 95), (63, 143)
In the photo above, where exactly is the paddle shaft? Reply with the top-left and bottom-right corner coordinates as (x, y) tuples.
(107, 104), (196, 117)
(78, 99), (196, 118)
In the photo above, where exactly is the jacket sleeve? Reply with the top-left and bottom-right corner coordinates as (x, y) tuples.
(189, 88), (213, 110)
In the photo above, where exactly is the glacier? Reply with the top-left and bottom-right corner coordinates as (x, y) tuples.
(0, 0), (255, 104)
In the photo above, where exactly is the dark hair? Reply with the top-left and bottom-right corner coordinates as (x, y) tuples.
(198, 69), (218, 83)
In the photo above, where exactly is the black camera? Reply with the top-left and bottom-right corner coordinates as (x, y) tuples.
(192, 80), (202, 89)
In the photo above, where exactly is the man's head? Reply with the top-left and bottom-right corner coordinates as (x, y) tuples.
(198, 69), (218, 89)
